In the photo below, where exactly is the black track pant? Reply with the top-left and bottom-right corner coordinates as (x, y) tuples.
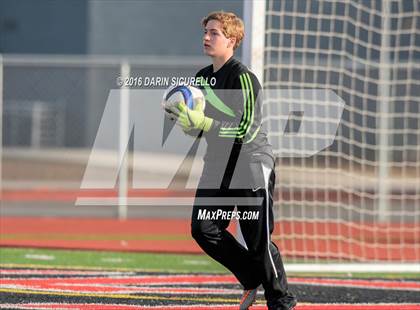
(191, 160), (289, 303)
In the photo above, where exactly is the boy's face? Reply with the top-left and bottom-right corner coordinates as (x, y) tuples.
(203, 19), (234, 57)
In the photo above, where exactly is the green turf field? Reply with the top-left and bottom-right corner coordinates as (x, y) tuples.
(0, 247), (228, 273)
(1, 247), (418, 279)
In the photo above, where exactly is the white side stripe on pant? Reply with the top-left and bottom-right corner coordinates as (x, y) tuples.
(261, 163), (278, 279)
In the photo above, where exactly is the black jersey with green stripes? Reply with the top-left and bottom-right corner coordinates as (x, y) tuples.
(195, 57), (275, 167)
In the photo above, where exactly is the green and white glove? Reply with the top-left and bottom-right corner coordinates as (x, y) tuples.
(173, 101), (213, 132)
(161, 99), (177, 121)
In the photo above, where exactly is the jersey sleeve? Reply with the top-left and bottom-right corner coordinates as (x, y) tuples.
(209, 72), (261, 141)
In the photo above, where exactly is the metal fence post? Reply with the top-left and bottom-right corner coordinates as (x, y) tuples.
(119, 60), (130, 220)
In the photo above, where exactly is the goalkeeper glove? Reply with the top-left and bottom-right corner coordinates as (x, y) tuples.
(161, 98), (177, 121)
(174, 101), (213, 132)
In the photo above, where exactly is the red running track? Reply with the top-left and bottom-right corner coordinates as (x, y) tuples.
(1, 216), (419, 261)
(1, 269), (419, 310)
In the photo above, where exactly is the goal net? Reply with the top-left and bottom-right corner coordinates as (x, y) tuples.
(260, 0), (419, 264)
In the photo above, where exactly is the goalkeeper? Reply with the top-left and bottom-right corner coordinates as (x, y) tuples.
(167, 11), (296, 310)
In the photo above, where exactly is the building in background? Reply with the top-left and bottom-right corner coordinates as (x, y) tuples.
(0, 0), (242, 147)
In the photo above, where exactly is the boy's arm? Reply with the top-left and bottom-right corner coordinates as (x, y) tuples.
(175, 71), (261, 141)
(207, 72), (261, 141)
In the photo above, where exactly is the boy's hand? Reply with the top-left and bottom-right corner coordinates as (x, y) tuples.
(174, 101), (213, 132)
(161, 99), (179, 121)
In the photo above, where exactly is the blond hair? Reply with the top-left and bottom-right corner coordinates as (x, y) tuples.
(202, 11), (244, 50)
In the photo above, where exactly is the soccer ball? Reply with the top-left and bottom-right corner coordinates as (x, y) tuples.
(162, 84), (205, 116)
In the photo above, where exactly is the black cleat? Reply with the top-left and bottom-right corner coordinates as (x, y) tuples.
(268, 293), (297, 310)
(239, 288), (258, 310)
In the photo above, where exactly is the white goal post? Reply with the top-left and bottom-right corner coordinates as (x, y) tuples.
(243, 0), (420, 270)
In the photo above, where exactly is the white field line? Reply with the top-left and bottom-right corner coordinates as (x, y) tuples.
(24, 254), (55, 261)
(286, 263), (420, 273)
